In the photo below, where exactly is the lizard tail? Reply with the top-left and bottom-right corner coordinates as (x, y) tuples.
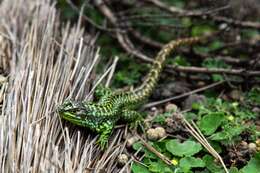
(130, 36), (208, 102)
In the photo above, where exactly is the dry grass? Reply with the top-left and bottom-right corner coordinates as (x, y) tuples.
(0, 0), (128, 172)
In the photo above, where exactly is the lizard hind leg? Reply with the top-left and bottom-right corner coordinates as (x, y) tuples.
(94, 85), (113, 103)
(121, 109), (145, 131)
(96, 120), (114, 149)
(94, 85), (113, 100)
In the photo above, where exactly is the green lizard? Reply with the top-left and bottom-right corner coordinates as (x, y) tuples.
(58, 36), (208, 148)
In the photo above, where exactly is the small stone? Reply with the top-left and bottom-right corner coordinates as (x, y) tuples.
(165, 117), (174, 126)
(126, 136), (139, 148)
(197, 81), (206, 87)
(236, 35), (241, 41)
(182, 94), (206, 110)
(117, 154), (129, 166)
(230, 90), (241, 100)
(147, 128), (158, 140)
(0, 75), (7, 84)
(252, 107), (260, 113)
(248, 143), (257, 153)
(240, 141), (248, 149)
(151, 107), (157, 112)
(256, 139), (260, 145)
(165, 103), (178, 112)
(221, 94), (229, 101)
(219, 23), (228, 30)
(155, 127), (166, 139)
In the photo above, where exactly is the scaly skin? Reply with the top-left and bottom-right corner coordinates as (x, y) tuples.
(58, 36), (207, 148)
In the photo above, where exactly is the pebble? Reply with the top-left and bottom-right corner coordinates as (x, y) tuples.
(126, 136), (139, 148)
(147, 128), (158, 140)
(165, 103), (178, 112)
(117, 154), (128, 166)
(155, 127), (166, 138)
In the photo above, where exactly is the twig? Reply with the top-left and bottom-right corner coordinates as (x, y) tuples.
(105, 56), (119, 87)
(146, 0), (260, 29)
(146, 0), (230, 17)
(94, 0), (260, 77)
(169, 65), (260, 76)
(143, 80), (225, 108)
(173, 112), (229, 173)
(66, 0), (116, 32)
(137, 135), (173, 166)
(129, 28), (163, 49)
(211, 15), (260, 29)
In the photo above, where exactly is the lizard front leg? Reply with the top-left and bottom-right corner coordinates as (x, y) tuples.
(96, 120), (114, 149)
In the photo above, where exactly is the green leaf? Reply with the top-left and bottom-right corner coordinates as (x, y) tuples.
(203, 155), (224, 173)
(132, 142), (144, 151)
(210, 125), (244, 141)
(208, 41), (224, 51)
(152, 115), (166, 124)
(241, 153), (260, 173)
(182, 18), (192, 28)
(246, 87), (260, 104)
(148, 160), (173, 173)
(201, 58), (230, 81)
(132, 162), (150, 173)
(166, 139), (202, 157)
(193, 46), (210, 54)
(180, 156), (205, 172)
(212, 74), (224, 82)
(229, 167), (239, 173)
(132, 142), (158, 159)
(198, 112), (225, 135)
(171, 55), (190, 66)
(192, 25), (215, 37)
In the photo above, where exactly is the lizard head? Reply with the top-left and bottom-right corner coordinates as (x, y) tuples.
(58, 100), (90, 126)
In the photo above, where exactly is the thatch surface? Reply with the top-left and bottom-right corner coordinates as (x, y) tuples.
(0, 0), (127, 172)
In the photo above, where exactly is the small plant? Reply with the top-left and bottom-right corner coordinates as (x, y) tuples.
(202, 58), (231, 81)
(245, 87), (260, 105)
(132, 95), (259, 172)
(113, 56), (148, 87)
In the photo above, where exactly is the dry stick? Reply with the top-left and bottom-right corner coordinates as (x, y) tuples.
(94, 0), (154, 63)
(211, 15), (260, 29)
(190, 121), (229, 173)
(179, 115), (229, 173)
(137, 135), (173, 166)
(66, 0), (116, 32)
(119, 35), (260, 76)
(129, 28), (163, 49)
(146, 0), (260, 29)
(130, 28), (258, 67)
(170, 65), (260, 76)
(118, 148), (145, 173)
(143, 80), (225, 108)
(93, 2), (260, 77)
(96, 131), (122, 169)
(85, 64), (115, 100)
(105, 56), (119, 87)
(146, 0), (230, 17)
